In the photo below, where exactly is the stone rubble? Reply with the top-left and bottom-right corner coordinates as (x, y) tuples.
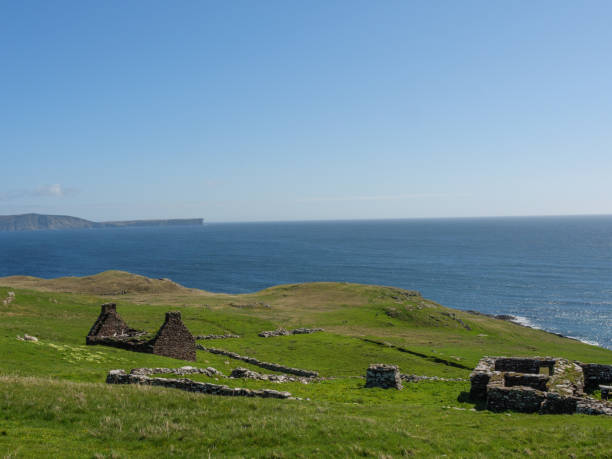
(365, 364), (403, 390)
(197, 345), (319, 378)
(400, 374), (467, 383)
(229, 367), (313, 383)
(106, 369), (294, 399)
(195, 334), (240, 340)
(130, 366), (224, 377)
(258, 328), (324, 338)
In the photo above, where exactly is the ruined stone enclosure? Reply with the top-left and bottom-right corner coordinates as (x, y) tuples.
(470, 356), (612, 416)
(86, 303), (196, 361)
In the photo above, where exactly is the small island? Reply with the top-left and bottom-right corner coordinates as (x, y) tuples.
(0, 213), (203, 232)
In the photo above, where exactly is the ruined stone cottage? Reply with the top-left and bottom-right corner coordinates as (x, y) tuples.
(86, 303), (196, 361)
(470, 356), (612, 415)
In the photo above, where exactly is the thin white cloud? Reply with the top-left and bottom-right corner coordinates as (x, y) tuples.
(0, 184), (78, 201)
(34, 184), (64, 197)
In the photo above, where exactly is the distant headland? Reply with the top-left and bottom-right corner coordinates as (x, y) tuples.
(0, 213), (203, 232)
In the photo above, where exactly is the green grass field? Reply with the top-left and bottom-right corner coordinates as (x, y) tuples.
(0, 271), (611, 457)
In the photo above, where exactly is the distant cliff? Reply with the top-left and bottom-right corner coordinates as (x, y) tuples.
(0, 214), (203, 232)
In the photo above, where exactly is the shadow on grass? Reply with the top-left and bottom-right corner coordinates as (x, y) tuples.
(457, 391), (486, 410)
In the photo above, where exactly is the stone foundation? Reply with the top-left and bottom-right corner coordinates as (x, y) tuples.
(365, 364), (403, 390)
(470, 356), (611, 416)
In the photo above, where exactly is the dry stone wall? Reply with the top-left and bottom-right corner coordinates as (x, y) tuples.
(365, 364), (403, 389)
(470, 356), (612, 416)
(86, 303), (143, 343)
(197, 345), (319, 377)
(86, 304), (196, 361)
(106, 369), (293, 399)
(401, 374), (466, 383)
(258, 328), (324, 338)
(229, 367), (313, 383)
(130, 366), (223, 377)
(504, 373), (549, 391)
(578, 363), (612, 392)
(149, 312), (196, 361)
(195, 334), (240, 340)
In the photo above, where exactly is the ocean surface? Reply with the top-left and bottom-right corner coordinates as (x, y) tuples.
(1, 215), (611, 350)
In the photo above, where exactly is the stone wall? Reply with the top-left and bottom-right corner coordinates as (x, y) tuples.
(86, 305), (196, 361)
(486, 386), (546, 413)
(197, 345), (319, 377)
(86, 303), (143, 344)
(365, 364), (403, 389)
(106, 369), (293, 399)
(130, 366), (223, 377)
(578, 363), (612, 393)
(504, 373), (549, 391)
(229, 367), (313, 383)
(494, 357), (553, 374)
(258, 328), (324, 338)
(469, 357), (495, 400)
(400, 374), (467, 383)
(470, 356), (611, 416)
(195, 334), (240, 340)
(149, 312), (196, 361)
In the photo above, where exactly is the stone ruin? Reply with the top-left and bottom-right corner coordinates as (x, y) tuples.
(86, 303), (196, 361)
(258, 328), (324, 338)
(106, 368), (293, 399)
(470, 356), (612, 415)
(365, 364), (403, 390)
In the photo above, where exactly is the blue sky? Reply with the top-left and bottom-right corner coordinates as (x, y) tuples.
(1, 1), (611, 222)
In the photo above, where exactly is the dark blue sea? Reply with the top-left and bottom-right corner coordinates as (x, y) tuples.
(1, 216), (611, 349)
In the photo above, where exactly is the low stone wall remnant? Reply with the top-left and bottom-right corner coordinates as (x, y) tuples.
(130, 366), (223, 377)
(229, 367), (313, 383)
(197, 345), (319, 378)
(401, 374), (467, 383)
(258, 328), (324, 338)
(365, 364), (403, 390)
(195, 334), (240, 340)
(106, 369), (293, 399)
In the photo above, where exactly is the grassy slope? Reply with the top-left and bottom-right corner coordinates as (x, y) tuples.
(1, 272), (611, 457)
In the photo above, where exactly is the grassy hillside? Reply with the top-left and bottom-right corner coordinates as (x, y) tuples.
(1, 271), (611, 457)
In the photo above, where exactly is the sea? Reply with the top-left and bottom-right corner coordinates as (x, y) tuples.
(1, 215), (611, 350)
